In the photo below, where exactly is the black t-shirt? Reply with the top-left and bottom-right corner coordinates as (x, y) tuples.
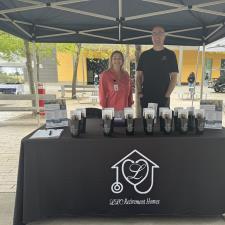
(137, 48), (178, 107)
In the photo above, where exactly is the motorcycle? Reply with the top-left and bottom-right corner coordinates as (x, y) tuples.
(214, 83), (225, 92)
(214, 75), (225, 93)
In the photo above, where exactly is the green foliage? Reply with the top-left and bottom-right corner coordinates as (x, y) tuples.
(0, 31), (24, 61)
(0, 31), (56, 62)
(56, 43), (78, 54)
(56, 43), (136, 60)
(82, 44), (135, 59)
(0, 72), (24, 84)
(0, 30), (136, 62)
(35, 43), (56, 60)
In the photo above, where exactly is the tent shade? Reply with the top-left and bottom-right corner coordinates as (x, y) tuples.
(0, 0), (225, 45)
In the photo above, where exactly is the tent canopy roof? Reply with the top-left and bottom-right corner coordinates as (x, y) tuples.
(0, 0), (225, 45)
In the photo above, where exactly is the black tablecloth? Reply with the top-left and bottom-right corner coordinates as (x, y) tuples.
(13, 119), (225, 225)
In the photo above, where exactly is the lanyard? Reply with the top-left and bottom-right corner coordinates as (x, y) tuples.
(113, 79), (119, 92)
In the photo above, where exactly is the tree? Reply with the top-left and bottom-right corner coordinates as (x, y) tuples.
(72, 43), (81, 99)
(0, 31), (56, 92)
(57, 43), (82, 98)
(0, 32), (36, 108)
(23, 40), (35, 96)
(0, 31), (24, 61)
(34, 43), (56, 82)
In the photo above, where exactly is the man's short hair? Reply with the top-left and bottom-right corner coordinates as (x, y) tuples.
(152, 25), (165, 32)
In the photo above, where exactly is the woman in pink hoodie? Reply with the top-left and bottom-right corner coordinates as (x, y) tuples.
(99, 51), (134, 112)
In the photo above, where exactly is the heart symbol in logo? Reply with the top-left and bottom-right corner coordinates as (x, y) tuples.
(121, 159), (149, 186)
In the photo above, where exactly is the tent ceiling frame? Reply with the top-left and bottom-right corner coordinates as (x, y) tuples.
(78, 32), (118, 41)
(36, 24), (76, 33)
(36, 26), (119, 40)
(81, 26), (118, 33)
(123, 33), (201, 42)
(0, 0), (90, 15)
(1, 13), (32, 38)
(0, 14), (223, 43)
(192, 7), (225, 17)
(126, 0), (225, 21)
(194, 0), (225, 8)
(0, 5), (46, 15)
(123, 34), (152, 42)
(126, 7), (187, 21)
(142, 0), (183, 8)
(126, 8), (225, 22)
(0, 0), (225, 43)
(205, 24), (224, 40)
(123, 24), (222, 35)
(37, 31), (119, 41)
(0, 17), (33, 26)
(118, 0), (122, 41)
(142, 0), (225, 8)
(17, 0), (90, 6)
(51, 5), (115, 21)
(36, 31), (76, 39)
(123, 26), (151, 34)
(168, 26), (206, 34)
(167, 33), (201, 41)
(0, 0), (115, 22)
(1, 0), (225, 22)
(17, 0), (44, 4)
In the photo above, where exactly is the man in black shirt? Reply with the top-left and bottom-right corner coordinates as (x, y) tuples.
(136, 25), (179, 108)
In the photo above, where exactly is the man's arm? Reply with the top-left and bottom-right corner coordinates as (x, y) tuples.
(165, 72), (177, 98)
(136, 71), (144, 97)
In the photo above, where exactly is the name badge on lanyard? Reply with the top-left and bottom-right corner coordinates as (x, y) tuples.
(113, 82), (119, 92)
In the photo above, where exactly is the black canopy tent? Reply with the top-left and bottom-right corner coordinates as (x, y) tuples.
(0, 0), (225, 45)
(0, 0), (225, 101)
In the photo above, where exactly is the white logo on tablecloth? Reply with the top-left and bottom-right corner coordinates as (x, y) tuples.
(111, 150), (159, 195)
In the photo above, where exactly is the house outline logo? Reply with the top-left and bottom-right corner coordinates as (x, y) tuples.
(111, 149), (159, 195)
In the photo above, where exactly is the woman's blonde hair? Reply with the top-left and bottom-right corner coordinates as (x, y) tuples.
(109, 50), (125, 71)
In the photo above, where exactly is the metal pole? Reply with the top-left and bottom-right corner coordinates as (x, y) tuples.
(118, 0), (122, 41)
(200, 42), (206, 100)
(32, 41), (40, 127)
(195, 46), (200, 81)
(192, 46), (200, 107)
(178, 46), (183, 86)
(82, 55), (85, 86)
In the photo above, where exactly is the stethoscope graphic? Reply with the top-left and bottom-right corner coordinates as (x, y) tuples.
(111, 159), (157, 195)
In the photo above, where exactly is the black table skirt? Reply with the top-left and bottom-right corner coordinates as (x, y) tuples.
(13, 119), (225, 225)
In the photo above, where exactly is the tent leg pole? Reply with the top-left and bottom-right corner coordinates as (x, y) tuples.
(192, 46), (200, 107)
(200, 42), (206, 101)
(178, 46), (183, 86)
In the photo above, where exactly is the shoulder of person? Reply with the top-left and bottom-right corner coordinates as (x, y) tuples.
(140, 49), (152, 57)
(164, 48), (176, 56)
(120, 70), (129, 80)
(123, 70), (130, 77)
(100, 69), (111, 78)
